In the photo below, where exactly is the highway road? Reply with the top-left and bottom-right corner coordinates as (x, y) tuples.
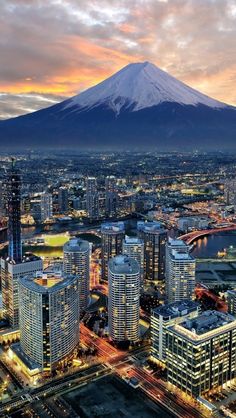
(80, 323), (119, 360)
(0, 363), (111, 417)
(124, 366), (208, 418)
(0, 324), (207, 418)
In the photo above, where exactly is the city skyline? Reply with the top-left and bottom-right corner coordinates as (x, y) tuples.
(1, 0), (236, 119)
(1, 0), (236, 411)
(1, 152), (236, 416)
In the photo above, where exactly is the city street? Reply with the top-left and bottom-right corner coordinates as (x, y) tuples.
(115, 362), (209, 418)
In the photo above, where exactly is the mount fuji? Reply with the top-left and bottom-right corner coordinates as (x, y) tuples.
(0, 61), (236, 149)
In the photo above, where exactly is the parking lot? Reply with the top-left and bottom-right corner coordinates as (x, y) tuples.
(204, 383), (236, 416)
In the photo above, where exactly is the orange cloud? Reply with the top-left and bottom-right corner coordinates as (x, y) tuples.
(0, 0), (236, 120)
(0, 35), (142, 97)
(118, 23), (136, 34)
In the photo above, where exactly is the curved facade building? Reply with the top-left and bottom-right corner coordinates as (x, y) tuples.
(108, 255), (140, 343)
(101, 222), (125, 281)
(63, 238), (90, 311)
(19, 272), (80, 372)
(122, 236), (144, 291)
(137, 221), (167, 284)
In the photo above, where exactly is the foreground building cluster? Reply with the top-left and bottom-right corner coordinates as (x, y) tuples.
(0, 162), (90, 375)
(151, 302), (236, 397)
(63, 238), (90, 311)
(13, 272), (80, 374)
(108, 255), (140, 343)
(7, 159), (236, 405)
(151, 300), (199, 365)
(166, 311), (236, 397)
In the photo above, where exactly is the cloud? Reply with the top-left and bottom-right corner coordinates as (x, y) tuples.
(0, 0), (236, 118)
(0, 93), (67, 119)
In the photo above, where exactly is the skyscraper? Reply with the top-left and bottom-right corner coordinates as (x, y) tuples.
(105, 176), (117, 217)
(1, 161), (43, 328)
(151, 300), (199, 365)
(86, 177), (99, 220)
(40, 192), (53, 222)
(105, 175), (116, 193)
(1, 254), (43, 328)
(63, 238), (90, 311)
(58, 187), (69, 213)
(0, 180), (5, 217)
(224, 179), (236, 209)
(7, 158), (22, 263)
(137, 221), (167, 284)
(122, 235), (144, 291)
(101, 222), (125, 280)
(17, 272), (80, 373)
(166, 238), (196, 303)
(108, 255), (140, 343)
(166, 311), (236, 397)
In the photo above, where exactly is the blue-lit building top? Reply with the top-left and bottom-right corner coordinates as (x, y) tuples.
(7, 159), (22, 263)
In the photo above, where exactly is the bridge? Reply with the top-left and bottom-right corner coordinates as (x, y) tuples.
(179, 225), (236, 245)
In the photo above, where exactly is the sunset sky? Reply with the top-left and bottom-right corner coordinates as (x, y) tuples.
(0, 0), (236, 119)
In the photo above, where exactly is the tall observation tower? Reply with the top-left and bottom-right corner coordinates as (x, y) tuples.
(7, 158), (22, 262)
(1, 159), (43, 328)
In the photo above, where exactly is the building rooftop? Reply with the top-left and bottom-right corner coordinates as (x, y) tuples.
(43, 261), (63, 274)
(170, 249), (194, 261)
(123, 236), (143, 245)
(168, 237), (188, 248)
(175, 311), (236, 338)
(4, 252), (42, 265)
(137, 221), (166, 233)
(19, 272), (77, 294)
(108, 255), (139, 275)
(63, 238), (90, 252)
(152, 300), (199, 319)
(101, 222), (125, 233)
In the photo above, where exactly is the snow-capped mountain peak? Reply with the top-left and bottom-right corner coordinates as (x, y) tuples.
(64, 61), (227, 114)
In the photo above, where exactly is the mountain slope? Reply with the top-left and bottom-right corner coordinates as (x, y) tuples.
(0, 62), (235, 150)
(64, 61), (227, 113)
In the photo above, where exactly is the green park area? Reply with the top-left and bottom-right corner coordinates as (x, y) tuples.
(43, 234), (69, 247)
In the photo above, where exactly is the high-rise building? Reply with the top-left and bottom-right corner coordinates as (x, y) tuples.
(151, 300), (199, 365)
(105, 176), (117, 217)
(105, 176), (116, 193)
(108, 255), (140, 343)
(137, 221), (167, 284)
(225, 179), (236, 208)
(17, 272), (79, 373)
(166, 238), (196, 303)
(63, 238), (90, 311)
(1, 254), (43, 328)
(105, 192), (117, 218)
(86, 177), (99, 220)
(1, 161), (43, 329)
(7, 159), (22, 263)
(227, 290), (236, 316)
(40, 192), (53, 222)
(101, 222), (125, 280)
(58, 187), (69, 213)
(166, 311), (236, 397)
(122, 235), (144, 291)
(0, 180), (5, 217)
